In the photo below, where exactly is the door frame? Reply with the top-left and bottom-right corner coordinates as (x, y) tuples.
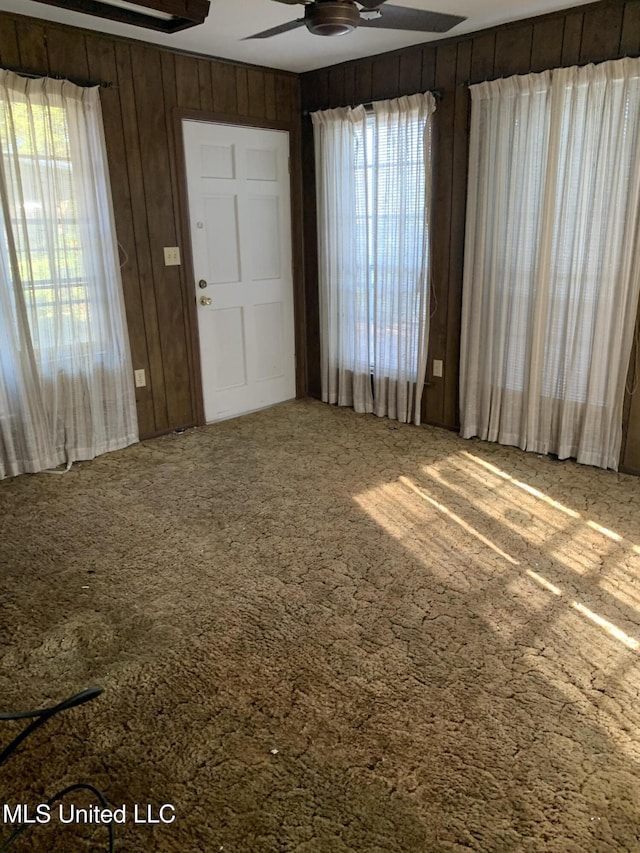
(174, 107), (307, 427)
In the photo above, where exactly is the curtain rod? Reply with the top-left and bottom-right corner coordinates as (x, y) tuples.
(303, 88), (443, 116)
(2, 67), (115, 90)
(459, 56), (638, 89)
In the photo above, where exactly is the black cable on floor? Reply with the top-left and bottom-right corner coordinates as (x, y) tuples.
(0, 688), (114, 852)
(0, 687), (104, 767)
(0, 783), (115, 853)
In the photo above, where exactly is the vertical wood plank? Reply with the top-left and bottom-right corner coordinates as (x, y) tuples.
(621, 1), (640, 54)
(561, 11), (585, 66)
(314, 69), (330, 107)
(264, 70), (277, 120)
(86, 35), (155, 437)
(328, 65), (346, 106)
(494, 24), (533, 77)
(45, 26), (89, 79)
(161, 50), (199, 427)
(470, 31), (496, 83)
(530, 17), (565, 72)
(301, 116), (320, 398)
(275, 73), (292, 121)
(399, 49), (422, 94)
(580, 2), (625, 63)
(354, 60), (373, 104)
(343, 64), (356, 105)
(115, 42), (167, 434)
(247, 68), (266, 117)
(15, 19), (47, 72)
(288, 74), (299, 121)
(421, 47), (437, 91)
(47, 27), (89, 80)
(443, 39), (472, 430)
(236, 65), (249, 116)
(424, 42), (457, 426)
(131, 44), (193, 428)
(372, 53), (400, 100)
(0, 18), (20, 68)
(211, 61), (237, 115)
(175, 54), (200, 110)
(197, 58), (213, 113)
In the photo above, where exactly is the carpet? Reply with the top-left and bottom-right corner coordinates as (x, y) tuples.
(1, 399), (639, 851)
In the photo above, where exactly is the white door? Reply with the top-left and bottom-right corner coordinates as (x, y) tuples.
(182, 120), (296, 423)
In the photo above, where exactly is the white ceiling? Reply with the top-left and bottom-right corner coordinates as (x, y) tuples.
(3, 0), (597, 73)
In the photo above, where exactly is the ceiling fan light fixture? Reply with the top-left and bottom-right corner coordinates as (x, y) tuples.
(305, 1), (360, 35)
(29, 0), (211, 33)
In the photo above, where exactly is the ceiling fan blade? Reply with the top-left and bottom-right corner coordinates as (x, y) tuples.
(244, 18), (306, 39)
(271, 0), (309, 4)
(359, 4), (466, 33)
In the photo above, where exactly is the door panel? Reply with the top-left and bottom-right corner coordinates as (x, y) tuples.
(182, 121), (296, 422)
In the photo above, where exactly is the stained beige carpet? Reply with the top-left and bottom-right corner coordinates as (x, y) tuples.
(1, 399), (639, 852)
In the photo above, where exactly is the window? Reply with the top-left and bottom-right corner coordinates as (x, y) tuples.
(460, 59), (640, 470)
(312, 93), (435, 425)
(354, 113), (430, 376)
(0, 71), (138, 478)
(2, 99), (92, 351)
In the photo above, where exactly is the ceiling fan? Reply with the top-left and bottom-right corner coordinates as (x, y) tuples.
(246, 0), (466, 40)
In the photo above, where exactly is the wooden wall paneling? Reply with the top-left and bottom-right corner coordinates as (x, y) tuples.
(399, 49), (422, 94)
(275, 72), (293, 121)
(561, 10), (585, 66)
(247, 68), (266, 117)
(314, 68), (331, 109)
(621, 332), (640, 473)
(421, 46), (436, 91)
(354, 59), (373, 104)
(443, 39), (472, 429)
(236, 65), (250, 116)
(579, 1), (625, 63)
(372, 53), (400, 100)
(343, 64), (356, 106)
(494, 24), (534, 78)
(621, 1), (640, 54)
(423, 42), (457, 426)
(301, 116), (321, 397)
(288, 74), (300, 122)
(175, 53), (201, 110)
(45, 26), (89, 79)
(0, 18), (21, 68)
(264, 71), (277, 120)
(115, 41), (168, 434)
(161, 51), (200, 426)
(530, 17), (566, 72)
(131, 44), (194, 429)
(15, 18), (47, 71)
(288, 118), (308, 399)
(328, 65), (346, 106)
(211, 61), (237, 115)
(469, 31), (496, 83)
(197, 58), (214, 113)
(86, 35), (155, 436)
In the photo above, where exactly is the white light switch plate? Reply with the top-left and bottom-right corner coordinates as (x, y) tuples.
(134, 368), (146, 388)
(433, 359), (443, 378)
(164, 246), (181, 266)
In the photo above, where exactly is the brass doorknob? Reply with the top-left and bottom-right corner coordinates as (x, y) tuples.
(199, 296), (212, 306)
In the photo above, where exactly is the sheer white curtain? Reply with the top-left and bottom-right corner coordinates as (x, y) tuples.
(0, 71), (138, 478)
(460, 59), (640, 470)
(312, 93), (435, 425)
